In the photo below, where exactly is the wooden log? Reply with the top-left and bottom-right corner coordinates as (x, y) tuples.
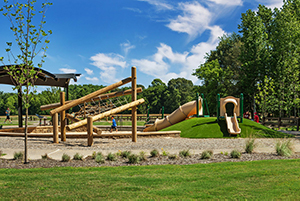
(53, 113), (59, 143)
(132, 67), (137, 142)
(67, 98), (145, 130)
(49, 77), (132, 115)
(65, 113), (102, 135)
(87, 116), (93, 146)
(41, 87), (142, 111)
(60, 92), (66, 141)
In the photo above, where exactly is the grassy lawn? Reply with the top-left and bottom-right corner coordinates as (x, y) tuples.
(162, 117), (293, 138)
(0, 159), (300, 199)
(93, 121), (145, 126)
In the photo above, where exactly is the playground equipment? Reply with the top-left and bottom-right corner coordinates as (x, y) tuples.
(40, 67), (143, 145)
(143, 98), (203, 132)
(217, 94), (243, 135)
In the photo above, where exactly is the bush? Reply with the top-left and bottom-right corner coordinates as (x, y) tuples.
(276, 138), (293, 157)
(120, 151), (131, 158)
(168, 154), (178, 160)
(179, 150), (191, 158)
(13, 151), (23, 160)
(139, 151), (147, 161)
(245, 137), (256, 154)
(41, 153), (48, 159)
(95, 153), (105, 164)
(128, 154), (140, 164)
(161, 148), (169, 156)
(73, 153), (83, 160)
(107, 153), (117, 161)
(62, 153), (71, 162)
(200, 150), (213, 159)
(230, 150), (241, 159)
(150, 149), (159, 157)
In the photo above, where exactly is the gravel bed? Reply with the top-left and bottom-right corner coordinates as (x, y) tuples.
(0, 136), (299, 169)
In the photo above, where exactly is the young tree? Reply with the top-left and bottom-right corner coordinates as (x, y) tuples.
(0, 0), (52, 163)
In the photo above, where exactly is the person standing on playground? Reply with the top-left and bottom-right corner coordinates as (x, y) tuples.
(254, 112), (259, 123)
(110, 116), (118, 132)
(4, 107), (12, 123)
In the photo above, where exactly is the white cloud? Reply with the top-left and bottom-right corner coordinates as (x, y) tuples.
(167, 2), (211, 38)
(208, 0), (242, 6)
(124, 7), (142, 13)
(86, 77), (99, 81)
(132, 27), (226, 84)
(138, 0), (174, 10)
(120, 40), (136, 55)
(84, 68), (93, 75)
(90, 53), (127, 83)
(59, 68), (77, 73)
(255, 0), (283, 9)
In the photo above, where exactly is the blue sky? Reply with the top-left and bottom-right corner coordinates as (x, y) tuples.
(0, 0), (283, 93)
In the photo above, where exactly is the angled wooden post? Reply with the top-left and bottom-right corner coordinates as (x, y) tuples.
(60, 92), (66, 141)
(87, 116), (93, 146)
(132, 66), (137, 142)
(53, 113), (59, 143)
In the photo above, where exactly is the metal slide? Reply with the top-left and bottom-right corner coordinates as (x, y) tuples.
(225, 113), (241, 135)
(143, 100), (202, 132)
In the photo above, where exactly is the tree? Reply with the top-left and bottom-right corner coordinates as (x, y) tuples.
(0, 0), (52, 163)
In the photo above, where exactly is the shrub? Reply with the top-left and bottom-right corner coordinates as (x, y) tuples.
(95, 154), (105, 164)
(168, 154), (178, 160)
(62, 153), (71, 162)
(73, 153), (83, 160)
(92, 151), (97, 159)
(161, 148), (169, 156)
(116, 150), (122, 156)
(13, 151), (23, 160)
(200, 150), (213, 159)
(41, 153), (48, 159)
(224, 152), (228, 156)
(139, 151), (147, 161)
(120, 151), (131, 158)
(276, 138), (293, 157)
(245, 137), (256, 154)
(128, 154), (140, 164)
(179, 150), (191, 158)
(150, 149), (159, 157)
(107, 152), (117, 161)
(230, 150), (241, 159)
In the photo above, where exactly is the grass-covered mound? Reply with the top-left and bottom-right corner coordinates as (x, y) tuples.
(161, 117), (293, 138)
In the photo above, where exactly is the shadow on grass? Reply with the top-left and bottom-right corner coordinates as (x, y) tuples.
(191, 120), (218, 128)
(217, 120), (231, 137)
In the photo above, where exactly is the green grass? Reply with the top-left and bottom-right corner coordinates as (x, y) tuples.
(0, 160), (300, 199)
(93, 121), (145, 126)
(162, 117), (293, 138)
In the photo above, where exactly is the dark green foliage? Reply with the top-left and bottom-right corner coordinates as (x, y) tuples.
(168, 154), (179, 160)
(41, 153), (48, 159)
(13, 152), (23, 160)
(120, 151), (131, 159)
(179, 150), (191, 158)
(230, 150), (242, 159)
(200, 150), (213, 159)
(73, 153), (83, 160)
(107, 153), (117, 161)
(150, 149), (159, 157)
(139, 151), (147, 161)
(128, 154), (140, 164)
(62, 153), (71, 162)
(95, 153), (105, 164)
(245, 137), (256, 154)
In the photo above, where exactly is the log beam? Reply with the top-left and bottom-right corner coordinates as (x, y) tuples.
(65, 113), (102, 135)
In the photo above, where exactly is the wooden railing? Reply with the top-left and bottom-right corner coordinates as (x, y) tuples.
(262, 117), (300, 131)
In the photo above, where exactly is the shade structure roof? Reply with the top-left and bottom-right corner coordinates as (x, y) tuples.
(0, 65), (81, 88)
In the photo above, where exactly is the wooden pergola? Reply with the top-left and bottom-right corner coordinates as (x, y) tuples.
(0, 65), (81, 127)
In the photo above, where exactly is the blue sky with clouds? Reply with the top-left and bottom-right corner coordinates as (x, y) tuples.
(0, 0), (284, 93)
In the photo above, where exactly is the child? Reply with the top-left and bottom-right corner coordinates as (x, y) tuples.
(110, 116), (118, 132)
(4, 107), (12, 124)
(254, 112), (259, 123)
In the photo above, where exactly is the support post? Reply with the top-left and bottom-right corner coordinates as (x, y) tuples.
(87, 116), (93, 146)
(53, 113), (59, 143)
(240, 93), (244, 123)
(18, 88), (23, 128)
(196, 93), (199, 117)
(132, 66), (137, 142)
(161, 106), (164, 119)
(201, 93), (204, 116)
(217, 94), (220, 121)
(60, 92), (66, 141)
(66, 86), (69, 125)
(147, 105), (150, 122)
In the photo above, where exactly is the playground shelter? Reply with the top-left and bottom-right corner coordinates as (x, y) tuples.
(0, 65), (81, 127)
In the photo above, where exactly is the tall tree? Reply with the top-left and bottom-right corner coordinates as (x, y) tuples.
(0, 0), (52, 163)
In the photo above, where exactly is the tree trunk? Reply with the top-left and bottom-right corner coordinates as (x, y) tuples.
(24, 88), (29, 164)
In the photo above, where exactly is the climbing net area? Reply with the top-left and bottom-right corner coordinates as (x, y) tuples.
(73, 94), (131, 118)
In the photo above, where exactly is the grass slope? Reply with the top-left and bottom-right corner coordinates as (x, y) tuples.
(162, 117), (293, 138)
(0, 160), (300, 199)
